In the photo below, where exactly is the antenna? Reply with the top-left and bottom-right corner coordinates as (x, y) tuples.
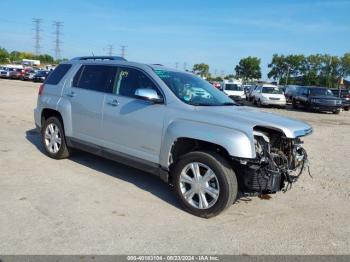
(53, 21), (63, 60)
(32, 18), (42, 55)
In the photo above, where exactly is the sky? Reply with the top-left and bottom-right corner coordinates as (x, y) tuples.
(0, 0), (349, 78)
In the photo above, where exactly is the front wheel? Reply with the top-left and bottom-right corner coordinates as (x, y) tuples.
(173, 151), (238, 218)
(333, 109), (341, 114)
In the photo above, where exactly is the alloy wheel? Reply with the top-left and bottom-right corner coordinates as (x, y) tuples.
(179, 162), (220, 209)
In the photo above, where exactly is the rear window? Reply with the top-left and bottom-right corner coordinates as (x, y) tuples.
(45, 64), (72, 85)
(225, 84), (243, 91)
(73, 65), (117, 93)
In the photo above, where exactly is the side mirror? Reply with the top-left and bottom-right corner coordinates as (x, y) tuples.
(134, 88), (164, 104)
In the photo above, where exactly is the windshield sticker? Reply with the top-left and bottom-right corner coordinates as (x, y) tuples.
(154, 70), (171, 78)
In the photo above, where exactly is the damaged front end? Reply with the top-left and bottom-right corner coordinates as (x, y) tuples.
(235, 128), (311, 195)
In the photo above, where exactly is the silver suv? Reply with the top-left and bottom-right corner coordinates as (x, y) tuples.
(34, 56), (312, 218)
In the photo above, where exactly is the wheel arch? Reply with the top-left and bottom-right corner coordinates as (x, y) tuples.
(160, 120), (255, 169)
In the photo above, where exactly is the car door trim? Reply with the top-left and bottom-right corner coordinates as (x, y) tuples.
(66, 137), (169, 182)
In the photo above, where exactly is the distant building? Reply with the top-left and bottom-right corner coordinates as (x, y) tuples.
(22, 59), (40, 66)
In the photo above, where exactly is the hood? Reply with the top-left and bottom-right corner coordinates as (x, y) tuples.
(194, 106), (312, 138)
(309, 95), (341, 101)
(224, 90), (245, 95)
(262, 93), (286, 99)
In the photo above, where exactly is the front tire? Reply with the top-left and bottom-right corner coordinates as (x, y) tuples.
(173, 151), (238, 218)
(41, 116), (70, 159)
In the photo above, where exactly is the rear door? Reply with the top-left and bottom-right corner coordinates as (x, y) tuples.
(63, 64), (116, 145)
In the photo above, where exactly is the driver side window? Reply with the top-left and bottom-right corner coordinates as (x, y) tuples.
(114, 67), (161, 98)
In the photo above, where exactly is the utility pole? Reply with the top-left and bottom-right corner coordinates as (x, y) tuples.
(175, 62), (179, 69)
(53, 21), (63, 61)
(32, 18), (42, 55)
(183, 62), (187, 71)
(120, 45), (127, 58)
(107, 45), (114, 56)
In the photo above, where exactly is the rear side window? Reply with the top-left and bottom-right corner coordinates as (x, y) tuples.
(45, 64), (72, 85)
(73, 65), (117, 93)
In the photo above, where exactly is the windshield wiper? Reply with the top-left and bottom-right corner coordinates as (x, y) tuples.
(188, 102), (214, 106)
(221, 102), (238, 106)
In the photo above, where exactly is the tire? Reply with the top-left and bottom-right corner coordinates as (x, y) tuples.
(41, 116), (70, 159)
(173, 151), (238, 218)
(292, 99), (298, 109)
(333, 109), (340, 114)
(344, 107), (349, 111)
(257, 99), (262, 107)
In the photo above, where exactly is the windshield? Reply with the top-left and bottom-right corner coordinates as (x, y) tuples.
(309, 88), (334, 96)
(225, 84), (243, 91)
(36, 71), (48, 76)
(154, 69), (236, 106)
(262, 86), (284, 94)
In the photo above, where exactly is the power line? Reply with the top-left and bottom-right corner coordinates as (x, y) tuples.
(107, 45), (114, 56)
(120, 45), (127, 58)
(32, 18), (42, 55)
(53, 21), (63, 60)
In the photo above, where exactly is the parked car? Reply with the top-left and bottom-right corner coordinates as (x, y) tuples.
(33, 70), (49, 82)
(0, 67), (14, 78)
(34, 56), (312, 218)
(9, 68), (24, 80)
(245, 85), (256, 101)
(210, 81), (221, 90)
(222, 82), (245, 101)
(284, 85), (300, 103)
(292, 86), (342, 114)
(251, 84), (286, 108)
(330, 88), (350, 111)
(22, 69), (38, 81)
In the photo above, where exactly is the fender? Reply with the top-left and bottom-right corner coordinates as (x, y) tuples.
(56, 97), (73, 137)
(159, 120), (256, 167)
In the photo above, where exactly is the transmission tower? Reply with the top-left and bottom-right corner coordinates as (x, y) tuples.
(120, 45), (127, 58)
(107, 45), (114, 56)
(53, 21), (63, 60)
(32, 18), (42, 55)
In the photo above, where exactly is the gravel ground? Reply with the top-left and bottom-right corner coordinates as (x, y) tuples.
(0, 79), (349, 255)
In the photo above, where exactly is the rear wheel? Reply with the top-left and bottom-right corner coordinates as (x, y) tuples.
(292, 99), (298, 109)
(173, 151), (237, 218)
(333, 109), (341, 114)
(257, 99), (262, 107)
(41, 116), (70, 159)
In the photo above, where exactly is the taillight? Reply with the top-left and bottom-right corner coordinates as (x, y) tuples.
(38, 84), (45, 96)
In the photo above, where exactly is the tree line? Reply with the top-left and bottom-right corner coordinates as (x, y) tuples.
(0, 46), (63, 64)
(193, 53), (350, 88)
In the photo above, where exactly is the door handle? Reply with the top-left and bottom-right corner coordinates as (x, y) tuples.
(106, 99), (119, 107)
(65, 91), (76, 98)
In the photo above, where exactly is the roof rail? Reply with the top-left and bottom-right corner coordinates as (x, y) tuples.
(71, 56), (127, 61)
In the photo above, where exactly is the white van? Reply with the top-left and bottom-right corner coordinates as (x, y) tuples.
(221, 80), (245, 101)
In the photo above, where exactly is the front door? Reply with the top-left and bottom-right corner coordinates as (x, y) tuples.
(102, 67), (165, 164)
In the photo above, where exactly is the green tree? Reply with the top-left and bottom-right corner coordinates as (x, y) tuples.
(235, 56), (261, 82)
(302, 54), (324, 86)
(193, 63), (209, 78)
(339, 53), (350, 82)
(267, 54), (287, 83)
(268, 54), (305, 85)
(0, 46), (9, 63)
